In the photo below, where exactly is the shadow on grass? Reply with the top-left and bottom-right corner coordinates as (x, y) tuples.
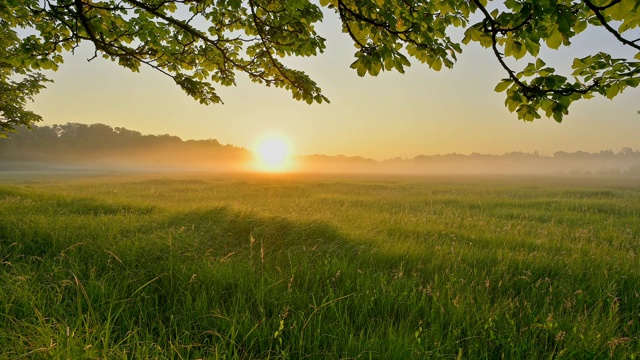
(161, 206), (362, 257)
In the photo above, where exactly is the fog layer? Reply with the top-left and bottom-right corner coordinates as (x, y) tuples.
(1, 124), (639, 176)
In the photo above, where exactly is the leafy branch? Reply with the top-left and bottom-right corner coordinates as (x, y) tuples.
(2, 0), (640, 135)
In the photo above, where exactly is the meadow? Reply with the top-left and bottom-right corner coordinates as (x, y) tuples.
(0, 172), (639, 359)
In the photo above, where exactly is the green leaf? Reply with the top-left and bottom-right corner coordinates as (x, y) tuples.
(517, 105), (541, 121)
(357, 65), (367, 77)
(538, 67), (555, 77)
(574, 19), (588, 34)
(605, 82), (621, 99)
(368, 60), (382, 76)
(524, 39), (540, 57)
(393, 57), (406, 74)
(494, 79), (513, 92)
(552, 110), (564, 123)
(513, 41), (526, 59)
(522, 62), (536, 77)
(546, 28), (563, 49)
(430, 57), (442, 71)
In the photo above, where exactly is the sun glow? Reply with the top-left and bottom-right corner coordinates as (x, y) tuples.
(253, 133), (293, 172)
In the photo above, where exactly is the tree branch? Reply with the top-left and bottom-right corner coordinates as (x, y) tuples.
(583, 0), (640, 51)
(248, 0), (300, 88)
(472, 0), (597, 99)
(586, 0), (621, 11)
(120, 0), (251, 76)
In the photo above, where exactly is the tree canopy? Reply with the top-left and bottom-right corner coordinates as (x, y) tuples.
(1, 0), (639, 135)
(0, 122), (250, 166)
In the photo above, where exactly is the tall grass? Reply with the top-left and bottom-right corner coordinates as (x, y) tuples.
(1, 173), (639, 358)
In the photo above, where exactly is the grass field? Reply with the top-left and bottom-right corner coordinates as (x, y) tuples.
(1, 172), (639, 359)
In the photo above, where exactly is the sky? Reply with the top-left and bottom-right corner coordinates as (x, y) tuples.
(28, 8), (640, 161)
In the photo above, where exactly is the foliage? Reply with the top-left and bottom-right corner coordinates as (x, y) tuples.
(1, 0), (640, 134)
(1, 174), (640, 358)
(0, 1), (51, 135)
(0, 123), (250, 166)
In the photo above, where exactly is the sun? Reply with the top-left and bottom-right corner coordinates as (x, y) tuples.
(253, 133), (293, 172)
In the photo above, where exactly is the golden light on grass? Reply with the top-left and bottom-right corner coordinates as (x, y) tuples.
(253, 133), (293, 172)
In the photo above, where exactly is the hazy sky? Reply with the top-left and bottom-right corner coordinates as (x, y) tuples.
(29, 10), (640, 160)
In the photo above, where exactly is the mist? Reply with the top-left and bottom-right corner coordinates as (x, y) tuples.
(1, 123), (639, 177)
(294, 150), (640, 176)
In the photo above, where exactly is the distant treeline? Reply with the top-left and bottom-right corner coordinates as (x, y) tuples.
(1, 123), (639, 175)
(379, 149), (640, 175)
(297, 150), (640, 175)
(0, 123), (251, 170)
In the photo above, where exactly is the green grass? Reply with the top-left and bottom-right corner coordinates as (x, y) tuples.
(1, 173), (639, 359)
